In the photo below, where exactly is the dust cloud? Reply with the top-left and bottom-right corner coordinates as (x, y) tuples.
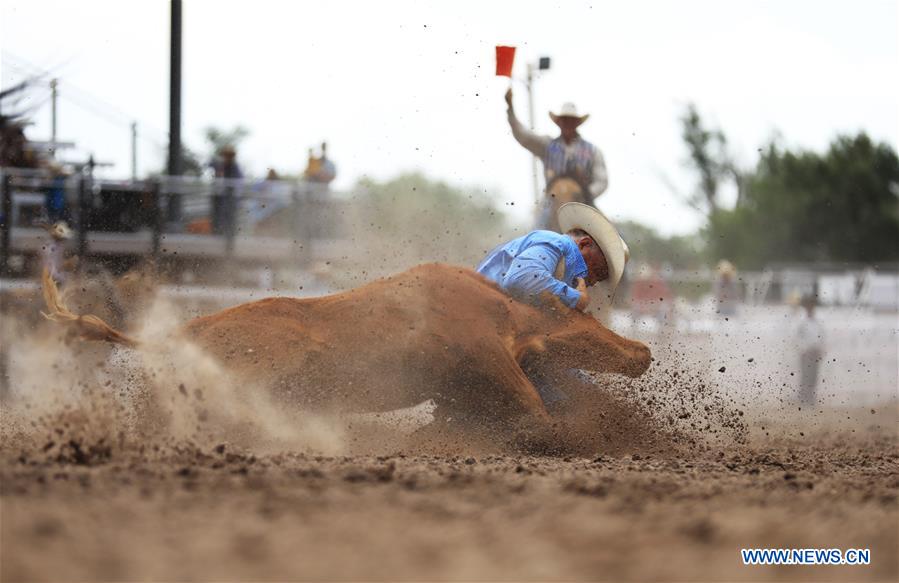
(1, 270), (752, 465)
(2, 292), (349, 463)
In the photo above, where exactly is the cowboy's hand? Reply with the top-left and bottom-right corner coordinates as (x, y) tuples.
(575, 277), (590, 311)
(505, 88), (513, 109)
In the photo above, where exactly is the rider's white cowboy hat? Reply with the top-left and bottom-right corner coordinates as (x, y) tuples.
(549, 102), (589, 126)
(557, 202), (629, 304)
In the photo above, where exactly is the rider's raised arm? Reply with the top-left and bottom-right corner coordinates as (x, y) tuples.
(507, 108), (551, 159)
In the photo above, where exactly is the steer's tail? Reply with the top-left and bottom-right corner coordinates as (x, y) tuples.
(41, 269), (139, 348)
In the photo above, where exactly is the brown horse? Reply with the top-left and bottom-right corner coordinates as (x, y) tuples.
(42, 263), (650, 428)
(544, 177), (589, 232)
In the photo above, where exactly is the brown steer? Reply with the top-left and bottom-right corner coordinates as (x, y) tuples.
(42, 263), (650, 426)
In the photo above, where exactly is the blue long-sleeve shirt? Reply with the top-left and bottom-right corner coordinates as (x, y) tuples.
(476, 230), (588, 309)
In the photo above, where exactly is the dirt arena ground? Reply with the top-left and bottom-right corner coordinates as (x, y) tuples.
(1, 288), (897, 582)
(1, 427), (896, 582)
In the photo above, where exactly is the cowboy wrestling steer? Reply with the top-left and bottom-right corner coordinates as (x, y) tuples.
(42, 264), (650, 426)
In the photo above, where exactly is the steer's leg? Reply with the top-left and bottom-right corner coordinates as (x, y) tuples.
(437, 346), (552, 425)
(493, 356), (553, 424)
(421, 347), (557, 452)
(484, 353), (565, 453)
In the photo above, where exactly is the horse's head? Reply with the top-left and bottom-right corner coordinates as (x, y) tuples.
(546, 177), (583, 205)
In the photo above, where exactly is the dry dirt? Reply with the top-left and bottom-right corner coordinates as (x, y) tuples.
(1, 431), (896, 582)
(2, 388), (896, 582)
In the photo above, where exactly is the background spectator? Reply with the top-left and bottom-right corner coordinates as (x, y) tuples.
(714, 260), (739, 317)
(305, 141), (336, 185)
(795, 295), (825, 406)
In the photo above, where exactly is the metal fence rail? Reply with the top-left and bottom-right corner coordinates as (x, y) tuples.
(0, 167), (347, 275)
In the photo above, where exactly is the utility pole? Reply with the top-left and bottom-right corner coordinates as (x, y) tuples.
(525, 64), (539, 205)
(131, 122), (138, 180)
(524, 57), (551, 206)
(50, 78), (58, 157)
(168, 0), (182, 177)
(167, 0), (183, 222)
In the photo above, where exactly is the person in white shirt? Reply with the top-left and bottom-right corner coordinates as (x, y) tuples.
(795, 296), (825, 406)
(40, 221), (73, 284)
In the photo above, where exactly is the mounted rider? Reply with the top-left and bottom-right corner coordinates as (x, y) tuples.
(504, 89), (608, 231)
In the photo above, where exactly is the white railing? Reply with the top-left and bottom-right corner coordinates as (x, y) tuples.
(0, 167), (349, 271)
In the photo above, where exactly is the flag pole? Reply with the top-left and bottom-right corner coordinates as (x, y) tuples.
(525, 62), (539, 206)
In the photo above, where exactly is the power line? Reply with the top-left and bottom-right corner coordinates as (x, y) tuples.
(60, 93), (166, 149)
(60, 90), (132, 127)
(0, 83), (51, 119)
(3, 82), (164, 150)
(3, 68), (166, 148)
(2, 52), (182, 179)
(1, 60), (48, 84)
(1, 54), (42, 77)
(2, 50), (169, 143)
(2, 51), (70, 78)
(16, 89), (53, 118)
(0, 62), (50, 107)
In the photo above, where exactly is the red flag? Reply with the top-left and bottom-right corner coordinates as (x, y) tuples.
(495, 46), (516, 77)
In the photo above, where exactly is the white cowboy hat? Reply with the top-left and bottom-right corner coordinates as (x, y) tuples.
(47, 221), (73, 241)
(557, 202), (629, 305)
(716, 259), (736, 276)
(549, 102), (589, 126)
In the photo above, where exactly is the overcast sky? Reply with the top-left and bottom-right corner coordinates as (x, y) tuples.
(2, 0), (897, 235)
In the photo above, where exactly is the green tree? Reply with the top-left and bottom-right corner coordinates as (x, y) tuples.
(679, 103), (741, 215)
(156, 125), (249, 176)
(616, 220), (706, 269)
(176, 144), (205, 176)
(708, 133), (899, 267)
(204, 125), (250, 157)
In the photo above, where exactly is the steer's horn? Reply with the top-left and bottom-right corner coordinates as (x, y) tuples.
(41, 269), (139, 348)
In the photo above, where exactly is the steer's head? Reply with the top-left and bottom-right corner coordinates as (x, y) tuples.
(512, 300), (651, 378)
(544, 317), (651, 377)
